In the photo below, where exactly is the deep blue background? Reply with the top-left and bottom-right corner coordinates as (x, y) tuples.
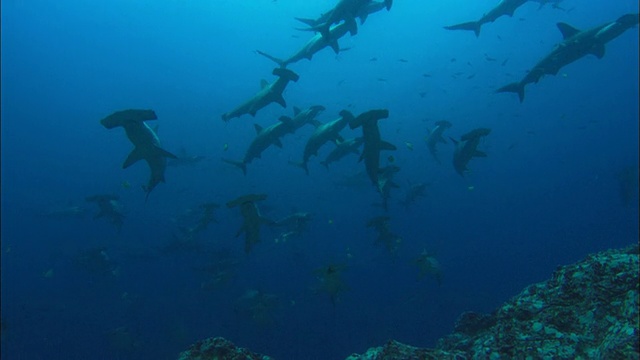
(2, 0), (638, 359)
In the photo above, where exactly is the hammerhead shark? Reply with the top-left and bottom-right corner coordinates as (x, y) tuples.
(320, 137), (364, 168)
(221, 68), (300, 122)
(496, 13), (639, 102)
(100, 109), (177, 200)
(257, 19), (356, 68)
(292, 110), (355, 174)
(425, 120), (452, 164)
(451, 128), (491, 176)
(226, 194), (272, 253)
(223, 105), (325, 174)
(296, 0), (392, 28)
(86, 194), (125, 232)
(444, 0), (528, 37)
(348, 109), (396, 186)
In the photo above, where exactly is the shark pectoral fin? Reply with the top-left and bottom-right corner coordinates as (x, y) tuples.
(380, 141), (397, 151)
(260, 79), (269, 89)
(273, 139), (283, 148)
(155, 146), (178, 159)
(359, 14), (368, 24)
(123, 148), (144, 168)
(346, 18), (358, 36)
(275, 95), (287, 108)
(556, 22), (580, 39)
(293, 107), (301, 116)
(330, 40), (340, 54)
(438, 135), (448, 144)
(474, 150), (487, 158)
(591, 44), (606, 59)
(254, 124), (264, 134)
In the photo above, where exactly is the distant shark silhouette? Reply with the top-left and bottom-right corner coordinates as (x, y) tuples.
(221, 68), (299, 122)
(226, 194), (272, 253)
(425, 120), (452, 164)
(86, 194), (125, 232)
(451, 128), (491, 176)
(496, 13), (640, 102)
(100, 109), (177, 200)
(444, 0), (528, 37)
(223, 105), (325, 175)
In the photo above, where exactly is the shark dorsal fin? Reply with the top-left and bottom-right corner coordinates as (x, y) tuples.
(260, 79), (269, 89)
(293, 107), (301, 116)
(557, 22), (581, 39)
(254, 124), (263, 134)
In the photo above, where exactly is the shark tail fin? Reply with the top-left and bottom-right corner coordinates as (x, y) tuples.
(256, 50), (286, 68)
(496, 82), (525, 103)
(222, 158), (247, 175)
(444, 21), (481, 37)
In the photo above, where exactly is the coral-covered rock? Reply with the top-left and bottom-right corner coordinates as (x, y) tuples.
(179, 246), (639, 360)
(345, 340), (466, 360)
(436, 244), (639, 359)
(177, 337), (272, 360)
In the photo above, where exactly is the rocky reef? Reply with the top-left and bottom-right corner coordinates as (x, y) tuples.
(178, 337), (273, 360)
(179, 245), (639, 359)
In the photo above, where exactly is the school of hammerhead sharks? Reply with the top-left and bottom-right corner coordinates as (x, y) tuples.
(89, 0), (638, 281)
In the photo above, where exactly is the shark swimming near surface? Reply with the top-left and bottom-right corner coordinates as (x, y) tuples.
(444, 0), (528, 37)
(451, 128), (491, 176)
(100, 109), (177, 200)
(221, 68), (300, 122)
(298, 0), (392, 39)
(223, 105), (325, 175)
(496, 13), (639, 102)
(292, 110), (355, 174)
(257, 19), (356, 68)
(226, 194), (272, 253)
(296, 0), (392, 28)
(425, 120), (452, 164)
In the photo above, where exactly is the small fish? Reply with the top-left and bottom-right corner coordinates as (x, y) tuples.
(501, 58), (509, 66)
(561, 73), (568, 78)
(377, 78), (387, 82)
(122, 181), (131, 189)
(43, 269), (54, 278)
(223, 143), (229, 151)
(467, 74), (476, 79)
(398, 59), (409, 63)
(450, 58), (457, 62)
(467, 186), (475, 191)
(388, 155), (395, 163)
(484, 54), (497, 61)
(405, 142), (414, 151)
(369, 57), (378, 62)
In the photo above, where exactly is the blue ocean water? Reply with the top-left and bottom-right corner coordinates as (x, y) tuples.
(1, 0), (638, 359)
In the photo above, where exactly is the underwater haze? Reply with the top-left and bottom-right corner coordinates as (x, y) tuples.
(1, 0), (638, 359)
